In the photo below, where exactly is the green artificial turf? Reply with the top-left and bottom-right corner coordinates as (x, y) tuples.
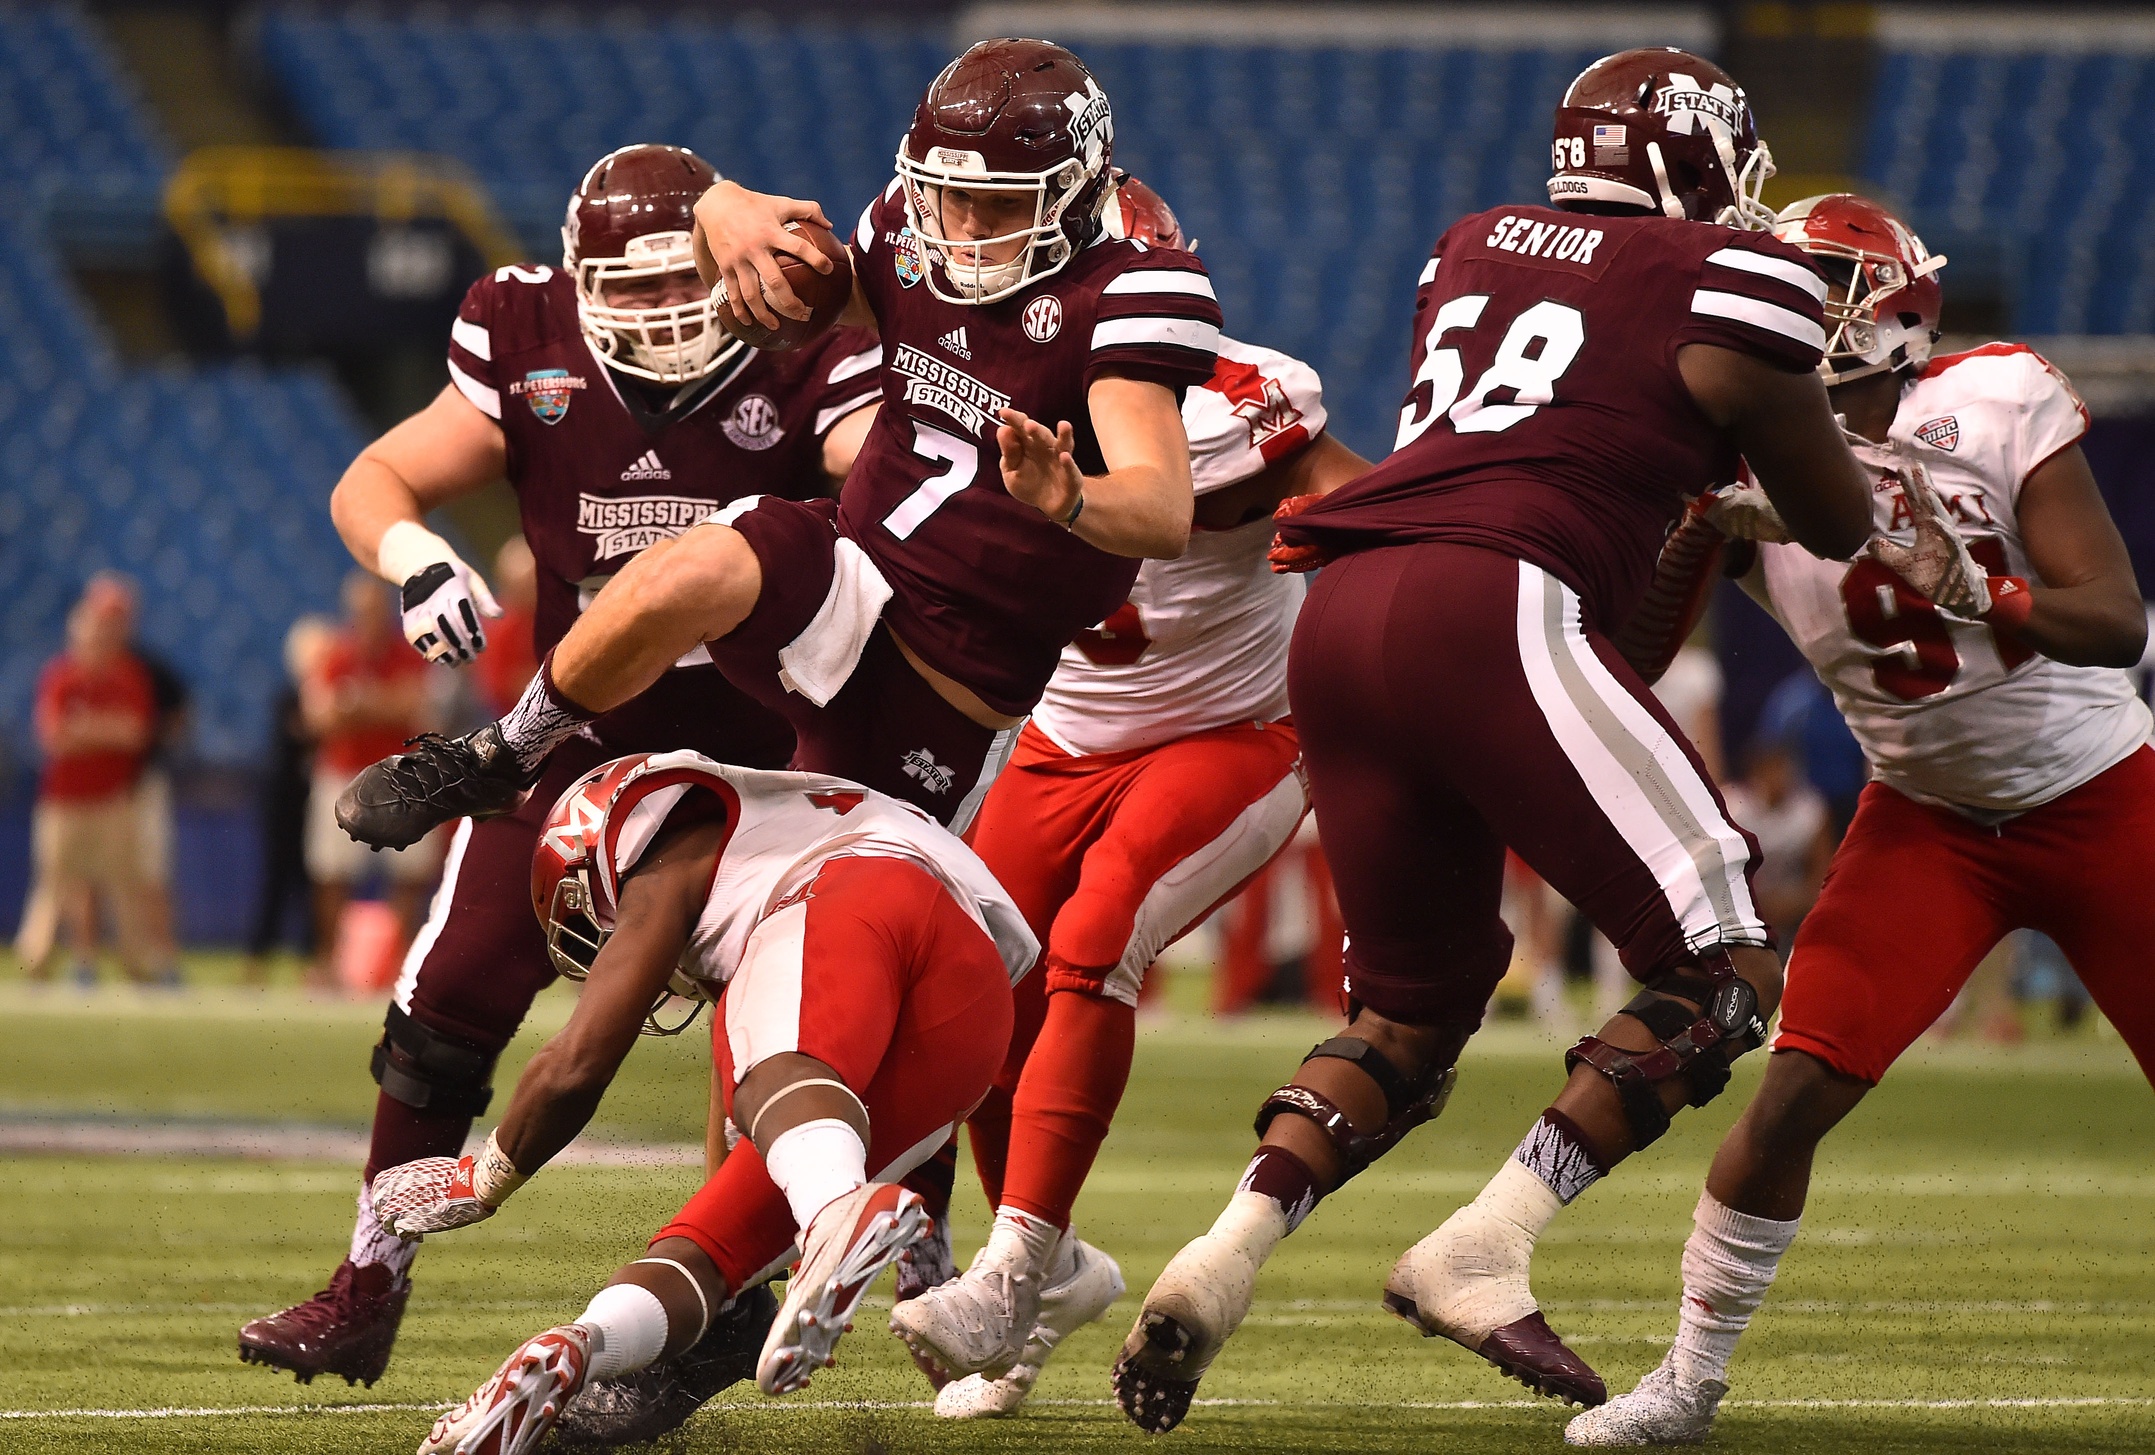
(2, 974), (2151, 1454)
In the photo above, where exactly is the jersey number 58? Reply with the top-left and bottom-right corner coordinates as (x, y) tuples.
(1395, 297), (1587, 449)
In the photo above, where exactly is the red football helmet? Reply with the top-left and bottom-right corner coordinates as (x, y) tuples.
(1102, 171), (1192, 251)
(530, 752), (726, 1035)
(1773, 193), (1947, 384)
(563, 144), (740, 386)
(1549, 48), (1775, 230)
(896, 38), (1116, 304)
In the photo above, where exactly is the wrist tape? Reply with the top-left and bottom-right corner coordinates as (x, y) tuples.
(472, 1130), (529, 1207)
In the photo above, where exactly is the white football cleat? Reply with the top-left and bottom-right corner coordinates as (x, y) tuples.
(1564, 1355), (1727, 1445)
(934, 1234), (1125, 1419)
(1111, 1195), (1279, 1434)
(889, 1239), (1044, 1384)
(420, 1324), (589, 1455)
(758, 1182), (927, 1396)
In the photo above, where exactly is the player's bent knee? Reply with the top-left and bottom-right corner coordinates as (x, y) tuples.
(1252, 1034), (1468, 1184)
(371, 1004), (496, 1117)
(1565, 948), (1770, 1151)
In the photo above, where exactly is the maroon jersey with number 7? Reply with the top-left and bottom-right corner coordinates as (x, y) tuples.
(838, 182), (1223, 718)
(1281, 204), (1829, 631)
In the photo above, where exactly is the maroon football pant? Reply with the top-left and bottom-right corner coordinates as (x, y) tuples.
(712, 495), (1016, 830)
(1288, 543), (1768, 1029)
(365, 681), (794, 1182)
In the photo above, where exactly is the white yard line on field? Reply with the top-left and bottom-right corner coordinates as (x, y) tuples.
(6, 1396), (2152, 1421)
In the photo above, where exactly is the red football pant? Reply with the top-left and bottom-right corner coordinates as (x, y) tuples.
(654, 855), (1014, 1290)
(965, 718), (1307, 1227)
(1776, 745), (2155, 1086)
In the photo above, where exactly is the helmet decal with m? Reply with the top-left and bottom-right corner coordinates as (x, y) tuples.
(529, 751), (738, 1035)
(896, 37), (1118, 305)
(1549, 47), (1776, 230)
(564, 144), (743, 386)
(1774, 193), (1947, 384)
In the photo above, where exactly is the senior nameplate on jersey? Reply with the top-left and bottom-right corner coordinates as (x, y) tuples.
(1283, 205), (1826, 633)
(447, 263), (878, 658)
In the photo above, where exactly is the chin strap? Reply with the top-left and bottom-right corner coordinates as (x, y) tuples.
(1253, 1037), (1461, 1183)
(1564, 950), (1769, 1150)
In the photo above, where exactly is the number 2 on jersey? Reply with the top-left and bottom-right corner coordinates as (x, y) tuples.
(1396, 296), (1587, 448)
(883, 421), (978, 540)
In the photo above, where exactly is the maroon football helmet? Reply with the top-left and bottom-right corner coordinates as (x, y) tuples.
(896, 37), (1116, 304)
(1774, 193), (1946, 384)
(1103, 171), (1191, 252)
(1549, 48), (1776, 230)
(562, 144), (740, 385)
(530, 752), (720, 1035)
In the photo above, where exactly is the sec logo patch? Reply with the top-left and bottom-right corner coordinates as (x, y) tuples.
(722, 393), (784, 450)
(1023, 294), (1063, 343)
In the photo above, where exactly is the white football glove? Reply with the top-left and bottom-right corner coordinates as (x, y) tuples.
(1700, 481), (1793, 543)
(371, 1132), (528, 1238)
(1867, 463), (1992, 616)
(378, 520), (502, 667)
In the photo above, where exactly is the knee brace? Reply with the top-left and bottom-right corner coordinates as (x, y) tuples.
(1564, 950), (1768, 1150)
(371, 1004), (497, 1118)
(1250, 1037), (1460, 1184)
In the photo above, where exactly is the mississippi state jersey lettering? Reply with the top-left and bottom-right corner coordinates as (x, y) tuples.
(1282, 206), (1827, 629)
(1033, 338), (1321, 756)
(1753, 345), (2148, 815)
(839, 183), (1223, 717)
(448, 266), (880, 655)
(596, 753), (1037, 991)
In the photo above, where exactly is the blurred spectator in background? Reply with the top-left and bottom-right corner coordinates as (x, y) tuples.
(1214, 816), (1341, 1015)
(1655, 636), (1726, 779)
(16, 576), (159, 985)
(472, 535), (538, 718)
(1760, 667), (1868, 837)
(131, 630), (191, 983)
(244, 616), (333, 986)
(1722, 733), (1834, 942)
(302, 574), (439, 984)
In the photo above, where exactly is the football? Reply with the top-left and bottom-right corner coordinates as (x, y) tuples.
(713, 219), (853, 352)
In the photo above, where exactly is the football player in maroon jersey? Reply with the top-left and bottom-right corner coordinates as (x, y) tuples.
(1114, 49), (1877, 1432)
(237, 146), (881, 1440)
(334, 38), (1216, 856)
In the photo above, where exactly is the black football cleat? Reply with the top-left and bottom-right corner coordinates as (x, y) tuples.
(549, 1284), (778, 1448)
(335, 724), (530, 850)
(1111, 1309), (1206, 1435)
(238, 1260), (410, 1387)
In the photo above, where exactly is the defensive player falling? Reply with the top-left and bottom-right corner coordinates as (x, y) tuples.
(1568, 194), (2153, 1446)
(240, 144), (879, 1439)
(896, 177), (1373, 1417)
(1116, 48), (1880, 1431)
(368, 753), (1035, 1455)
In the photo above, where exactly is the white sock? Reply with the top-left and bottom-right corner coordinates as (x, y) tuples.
(983, 1206), (1062, 1276)
(763, 1118), (867, 1233)
(1208, 1190), (1290, 1269)
(1670, 1190), (1801, 1386)
(1041, 1226), (1083, 1286)
(350, 1183), (418, 1279)
(576, 1282), (669, 1382)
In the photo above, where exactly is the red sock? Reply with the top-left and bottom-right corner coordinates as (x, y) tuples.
(1000, 988), (1135, 1229)
(967, 1084), (1014, 1210)
(363, 1092), (471, 1183)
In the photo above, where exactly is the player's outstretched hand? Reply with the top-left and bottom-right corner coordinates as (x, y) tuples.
(1868, 463), (1992, 616)
(691, 181), (833, 332)
(371, 1155), (497, 1238)
(400, 559), (502, 666)
(1267, 493), (1332, 573)
(1699, 481), (1793, 543)
(998, 407), (1084, 525)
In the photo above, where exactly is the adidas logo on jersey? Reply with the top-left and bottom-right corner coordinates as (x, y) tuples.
(938, 327), (971, 360)
(620, 450), (671, 481)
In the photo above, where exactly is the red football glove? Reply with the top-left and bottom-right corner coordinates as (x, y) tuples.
(1267, 493), (1333, 574)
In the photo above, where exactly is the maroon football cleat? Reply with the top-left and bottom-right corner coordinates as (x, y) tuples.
(1382, 1293), (1607, 1407)
(238, 1260), (411, 1387)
